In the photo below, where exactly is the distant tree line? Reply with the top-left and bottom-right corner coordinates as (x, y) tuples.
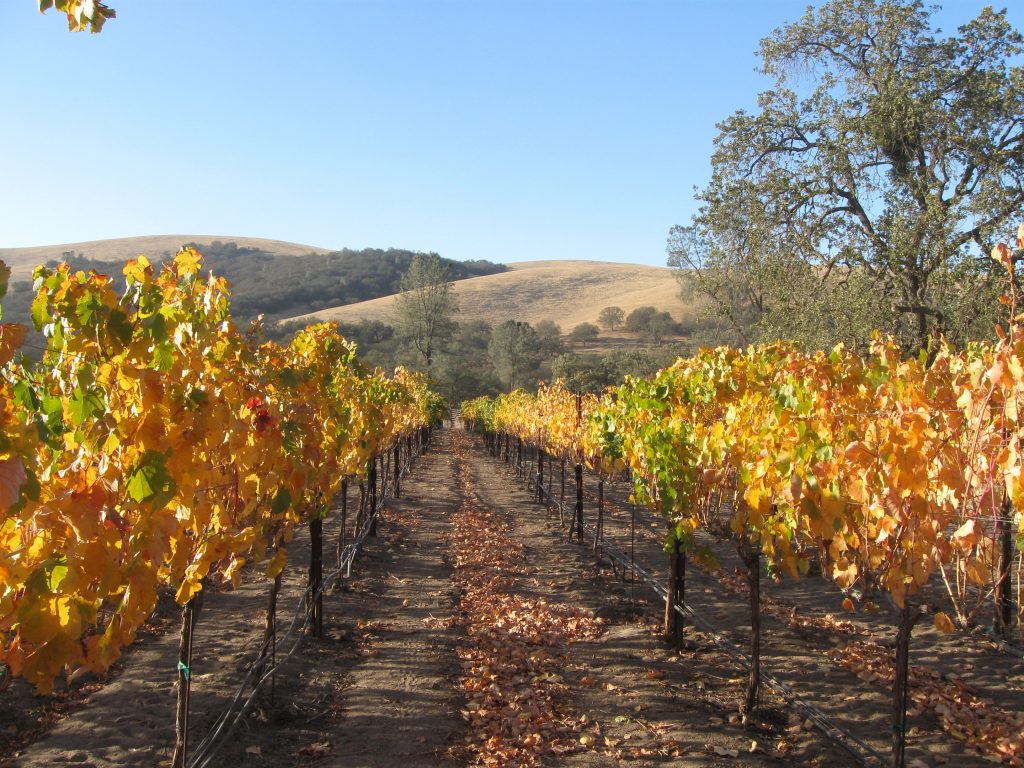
(2, 242), (505, 357)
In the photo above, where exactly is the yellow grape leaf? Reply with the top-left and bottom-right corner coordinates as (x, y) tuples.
(832, 557), (858, 589)
(174, 247), (203, 277)
(842, 597), (856, 613)
(266, 548), (288, 578)
(933, 612), (956, 634)
(951, 519), (977, 551)
(122, 255), (152, 285)
(27, 630), (82, 693)
(992, 242), (1013, 270)
(175, 578), (202, 605)
(16, 599), (62, 645)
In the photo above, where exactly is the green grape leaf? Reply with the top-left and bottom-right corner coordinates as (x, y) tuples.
(271, 488), (292, 516)
(67, 387), (105, 427)
(127, 450), (176, 505)
(107, 308), (132, 346)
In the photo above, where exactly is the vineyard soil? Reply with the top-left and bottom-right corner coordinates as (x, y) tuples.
(2, 428), (949, 766)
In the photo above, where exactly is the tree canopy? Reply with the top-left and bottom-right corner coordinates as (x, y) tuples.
(488, 320), (541, 392)
(670, 0), (1024, 352)
(394, 253), (459, 370)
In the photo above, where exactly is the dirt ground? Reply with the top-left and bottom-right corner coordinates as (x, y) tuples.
(1, 427), (1016, 766)
(514, 444), (1024, 767)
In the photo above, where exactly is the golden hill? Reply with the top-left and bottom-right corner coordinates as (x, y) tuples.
(0, 235), (329, 280)
(285, 260), (693, 330)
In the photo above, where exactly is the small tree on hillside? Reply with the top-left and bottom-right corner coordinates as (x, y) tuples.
(625, 306), (658, 333)
(569, 322), (600, 345)
(488, 320), (541, 391)
(598, 306), (625, 331)
(534, 319), (565, 358)
(393, 253), (458, 371)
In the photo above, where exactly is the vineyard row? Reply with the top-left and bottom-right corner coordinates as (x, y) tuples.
(0, 249), (445, 764)
(457, 225), (1024, 767)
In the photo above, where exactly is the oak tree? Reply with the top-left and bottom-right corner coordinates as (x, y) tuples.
(670, 0), (1024, 352)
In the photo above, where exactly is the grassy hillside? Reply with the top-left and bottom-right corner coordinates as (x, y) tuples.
(0, 237), (506, 349)
(0, 235), (331, 280)
(284, 260), (697, 333)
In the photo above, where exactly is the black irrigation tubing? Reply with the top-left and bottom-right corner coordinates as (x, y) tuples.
(498, 442), (888, 768)
(188, 440), (424, 768)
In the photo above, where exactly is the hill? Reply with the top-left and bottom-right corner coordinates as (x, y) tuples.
(283, 260), (694, 331)
(0, 237), (507, 346)
(0, 235), (332, 280)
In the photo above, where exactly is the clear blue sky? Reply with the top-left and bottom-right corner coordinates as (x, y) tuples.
(0, 0), (1014, 267)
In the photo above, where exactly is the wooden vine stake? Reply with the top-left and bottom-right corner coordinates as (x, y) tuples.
(369, 456), (379, 536)
(740, 542), (761, 716)
(593, 477), (604, 555)
(574, 462), (584, 543)
(537, 447), (545, 503)
(171, 590), (202, 768)
(308, 512), (324, 637)
(892, 603), (922, 768)
(663, 538), (685, 648)
(259, 568), (283, 709)
(995, 495), (1015, 635)
(394, 443), (402, 498)
(560, 459), (566, 525)
(335, 478), (348, 575)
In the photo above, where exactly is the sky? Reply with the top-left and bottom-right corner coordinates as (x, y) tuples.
(0, 0), (1016, 268)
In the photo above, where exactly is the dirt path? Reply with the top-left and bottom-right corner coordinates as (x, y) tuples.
(454, 429), (851, 767)
(6, 436), (466, 768)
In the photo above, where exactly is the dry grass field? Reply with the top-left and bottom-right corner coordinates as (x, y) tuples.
(285, 259), (697, 331)
(0, 235), (330, 279)
(1, 238), (701, 340)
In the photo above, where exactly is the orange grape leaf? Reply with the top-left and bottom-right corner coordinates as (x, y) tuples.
(934, 612), (956, 634)
(0, 458), (26, 513)
(0, 323), (26, 365)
